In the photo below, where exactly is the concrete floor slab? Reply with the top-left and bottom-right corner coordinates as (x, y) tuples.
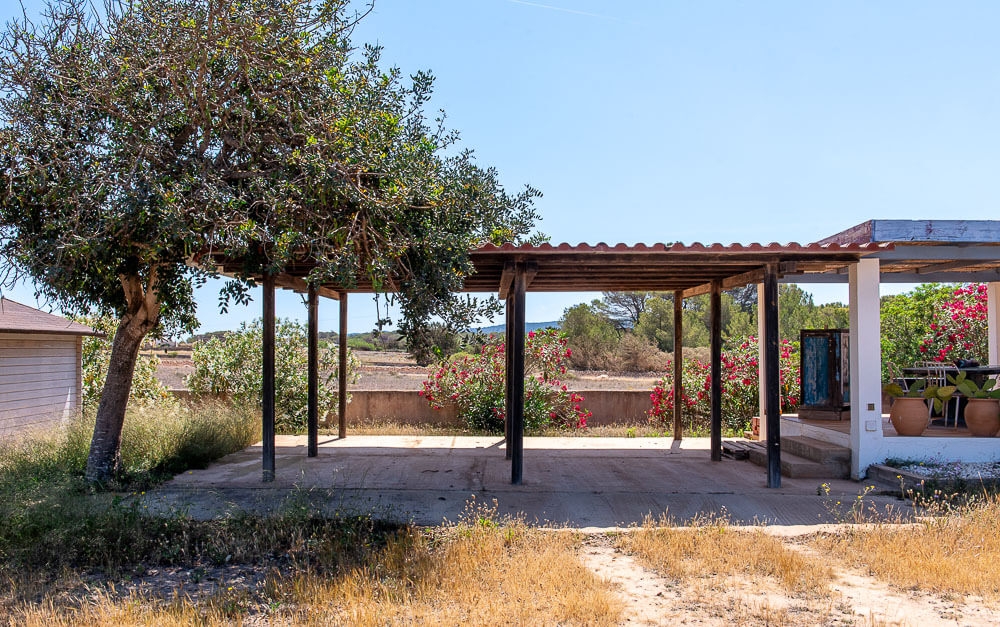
(145, 436), (910, 528)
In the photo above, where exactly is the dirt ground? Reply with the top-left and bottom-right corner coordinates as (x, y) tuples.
(580, 531), (998, 626)
(152, 350), (661, 392)
(70, 526), (999, 626)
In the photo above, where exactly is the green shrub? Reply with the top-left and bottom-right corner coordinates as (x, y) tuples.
(187, 319), (360, 432)
(347, 336), (378, 351)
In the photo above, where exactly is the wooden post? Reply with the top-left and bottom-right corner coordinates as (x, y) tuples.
(262, 274), (276, 482)
(710, 280), (722, 462)
(504, 295), (514, 460)
(510, 265), (526, 485)
(763, 264), (781, 488)
(307, 285), (319, 458)
(756, 283), (768, 441)
(673, 290), (683, 440)
(338, 293), (348, 439)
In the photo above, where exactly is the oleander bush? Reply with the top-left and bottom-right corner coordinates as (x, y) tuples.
(420, 329), (590, 433)
(647, 336), (800, 434)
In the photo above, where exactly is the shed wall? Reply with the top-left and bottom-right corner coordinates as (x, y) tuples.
(0, 333), (82, 434)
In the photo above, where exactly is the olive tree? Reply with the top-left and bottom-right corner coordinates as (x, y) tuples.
(0, 0), (538, 482)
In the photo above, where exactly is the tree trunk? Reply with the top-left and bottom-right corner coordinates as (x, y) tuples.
(85, 268), (161, 484)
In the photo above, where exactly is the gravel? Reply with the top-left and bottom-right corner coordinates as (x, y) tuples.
(892, 460), (1000, 480)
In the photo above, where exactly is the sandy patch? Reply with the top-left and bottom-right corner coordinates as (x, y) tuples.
(579, 532), (998, 626)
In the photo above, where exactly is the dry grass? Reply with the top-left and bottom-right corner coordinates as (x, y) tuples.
(810, 493), (1000, 601)
(341, 419), (701, 439)
(616, 514), (833, 595)
(8, 500), (622, 626)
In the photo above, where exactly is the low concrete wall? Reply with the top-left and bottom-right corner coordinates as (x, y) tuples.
(171, 389), (654, 427)
(346, 390), (461, 426)
(574, 390), (652, 426)
(344, 389), (652, 427)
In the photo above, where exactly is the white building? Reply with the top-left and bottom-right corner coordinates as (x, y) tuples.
(0, 298), (97, 435)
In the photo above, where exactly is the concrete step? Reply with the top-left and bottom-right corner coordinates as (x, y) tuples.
(781, 435), (851, 465)
(741, 440), (850, 479)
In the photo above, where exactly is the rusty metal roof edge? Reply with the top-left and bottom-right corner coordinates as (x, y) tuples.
(474, 242), (893, 254)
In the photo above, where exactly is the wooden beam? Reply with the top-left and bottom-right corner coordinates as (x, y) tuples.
(510, 264), (527, 485)
(798, 268), (1000, 284)
(338, 294), (348, 439)
(763, 264), (781, 488)
(915, 259), (991, 274)
(499, 262), (516, 299)
(876, 244), (1000, 262)
(273, 273), (340, 300)
(682, 262), (797, 298)
(523, 261), (538, 289)
(307, 285), (319, 458)
(710, 280), (722, 462)
(262, 274), (276, 482)
(673, 290), (683, 441)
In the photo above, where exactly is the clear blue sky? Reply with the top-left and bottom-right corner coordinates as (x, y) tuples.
(4, 0), (1000, 334)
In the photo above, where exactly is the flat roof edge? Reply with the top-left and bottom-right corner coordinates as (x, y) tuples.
(821, 220), (1000, 245)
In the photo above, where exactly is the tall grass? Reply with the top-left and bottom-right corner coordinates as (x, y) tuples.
(810, 493), (1000, 600)
(0, 399), (258, 493)
(0, 400), (259, 578)
(617, 513), (833, 594)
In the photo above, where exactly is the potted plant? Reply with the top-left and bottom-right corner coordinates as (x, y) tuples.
(883, 379), (935, 436)
(948, 372), (1000, 437)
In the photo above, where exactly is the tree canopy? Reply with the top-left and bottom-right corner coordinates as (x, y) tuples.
(0, 0), (539, 481)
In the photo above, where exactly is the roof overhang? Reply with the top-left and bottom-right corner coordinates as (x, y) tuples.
(816, 220), (1000, 284)
(466, 242), (889, 297)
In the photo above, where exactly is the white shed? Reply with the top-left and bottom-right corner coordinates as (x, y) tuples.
(0, 298), (98, 435)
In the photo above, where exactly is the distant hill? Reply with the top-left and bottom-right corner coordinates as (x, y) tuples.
(472, 321), (560, 335)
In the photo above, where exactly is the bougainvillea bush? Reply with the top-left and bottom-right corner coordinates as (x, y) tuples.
(647, 336), (800, 434)
(420, 329), (590, 434)
(918, 283), (988, 364)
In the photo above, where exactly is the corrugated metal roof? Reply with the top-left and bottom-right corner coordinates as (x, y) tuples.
(475, 241), (890, 253)
(0, 298), (99, 336)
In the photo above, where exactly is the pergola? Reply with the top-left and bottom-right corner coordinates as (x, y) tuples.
(215, 238), (888, 488)
(211, 219), (1000, 486)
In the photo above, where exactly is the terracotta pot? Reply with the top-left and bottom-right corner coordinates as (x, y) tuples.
(889, 397), (929, 436)
(963, 398), (1000, 437)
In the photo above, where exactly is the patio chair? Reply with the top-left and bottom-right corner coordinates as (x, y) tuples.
(913, 361), (960, 428)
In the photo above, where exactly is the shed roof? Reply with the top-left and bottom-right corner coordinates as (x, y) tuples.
(0, 298), (98, 336)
